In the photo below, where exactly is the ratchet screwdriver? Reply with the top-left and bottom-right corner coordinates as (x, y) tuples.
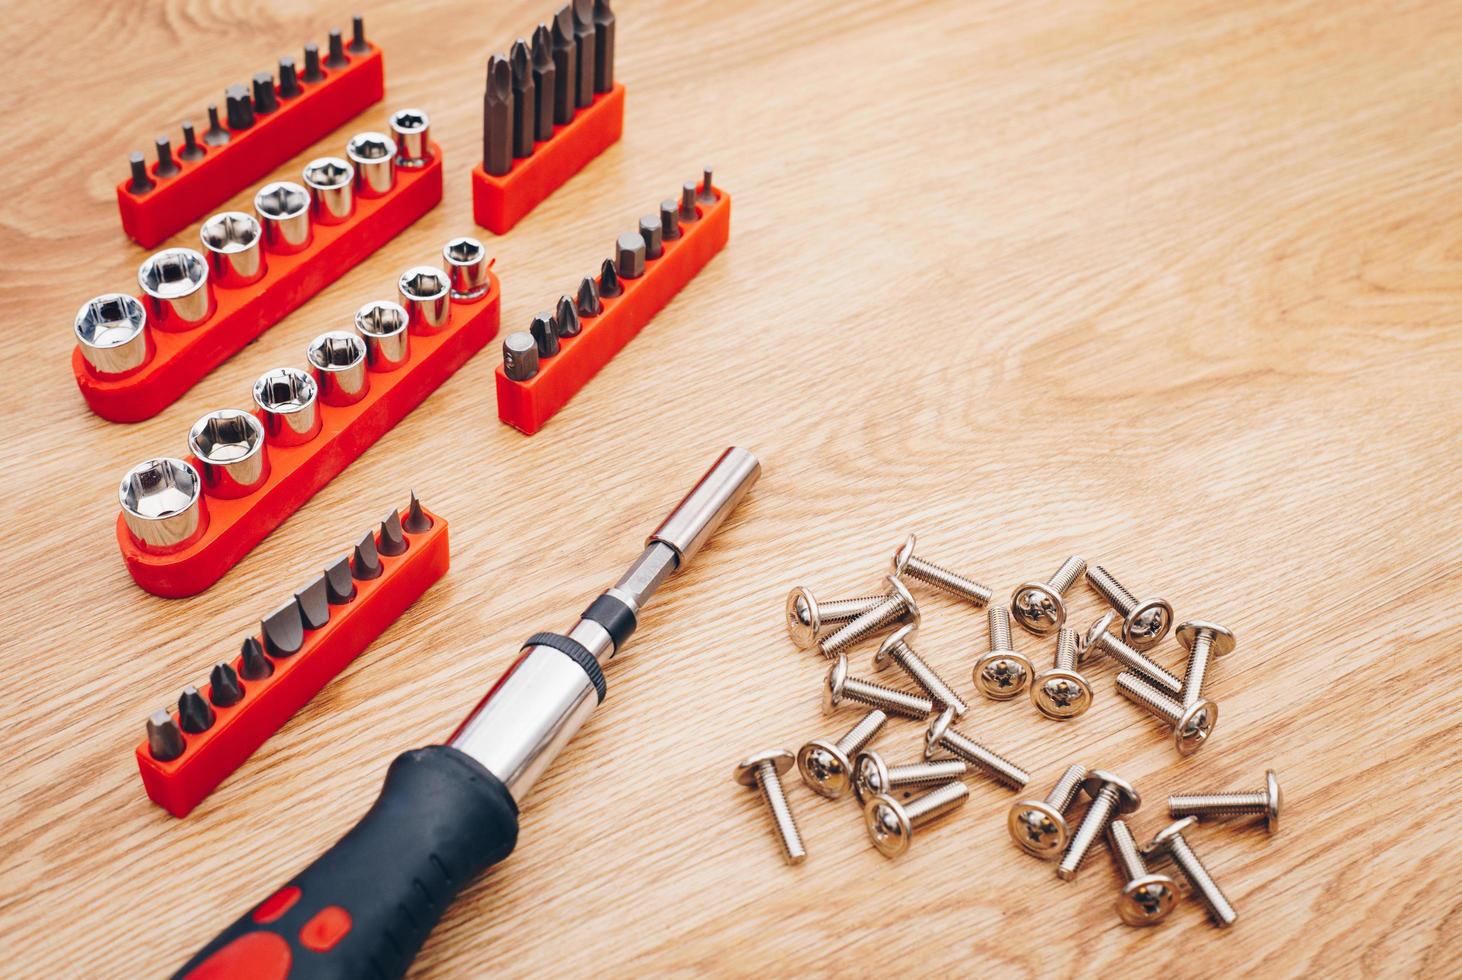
(172, 447), (761, 980)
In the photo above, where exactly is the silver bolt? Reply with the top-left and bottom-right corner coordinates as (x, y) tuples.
(1081, 612), (1183, 696)
(816, 576), (920, 657)
(891, 533), (992, 607)
(1085, 564), (1174, 651)
(1176, 619), (1236, 708)
(1031, 626), (1094, 719)
(796, 709), (888, 800)
(733, 749), (806, 865)
(863, 780), (969, 858)
(785, 585), (887, 650)
(1011, 555), (1086, 635)
(853, 750), (968, 805)
(1056, 769), (1140, 881)
(1007, 762), (1089, 858)
(923, 707), (1030, 789)
(1115, 672), (1218, 756)
(1143, 817), (1237, 927)
(873, 624), (970, 717)
(824, 654), (933, 720)
(1108, 818), (1179, 926)
(972, 604), (1033, 699)
(1169, 769), (1282, 833)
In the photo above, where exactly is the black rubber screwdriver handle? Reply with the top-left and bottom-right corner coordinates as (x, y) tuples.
(171, 746), (518, 980)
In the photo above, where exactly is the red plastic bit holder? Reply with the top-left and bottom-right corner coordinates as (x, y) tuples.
(495, 184), (730, 435)
(116, 44), (386, 247)
(135, 506), (449, 818)
(471, 84), (625, 234)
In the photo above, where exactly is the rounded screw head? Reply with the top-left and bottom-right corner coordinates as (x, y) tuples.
(1142, 816), (1198, 857)
(1176, 619), (1236, 657)
(863, 793), (914, 857)
(1265, 769), (1283, 833)
(922, 706), (955, 759)
(973, 649), (1032, 699)
(1079, 611), (1119, 664)
(797, 738), (854, 799)
(851, 750), (891, 805)
(1123, 597), (1174, 650)
(885, 574), (920, 629)
(1010, 581), (1065, 634)
(891, 532), (917, 576)
(872, 623), (917, 672)
(785, 585), (821, 649)
(1031, 668), (1094, 719)
(1118, 873), (1180, 926)
(1007, 798), (1070, 857)
(1082, 770), (1141, 813)
(733, 749), (794, 786)
(823, 655), (850, 714)
(1174, 699), (1218, 756)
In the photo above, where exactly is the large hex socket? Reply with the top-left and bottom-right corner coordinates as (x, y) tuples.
(137, 249), (214, 331)
(306, 331), (370, 405)
(443, 237), (490, 300)
(346, 132), (397, 197)
(199, 212), (266, 288)
(254, 181), (313, 254)
(252, 367), (322, 446)
(187, 409), (270, 498)
(75, 293), (152, 376)
(398, 267), (451, 334)
(388, 109), (432, 168)
(302, 156), (356, 225)
(119, 458), (208, 553)
(354, 300), (411, 371)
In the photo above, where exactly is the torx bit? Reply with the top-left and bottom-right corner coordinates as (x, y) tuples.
(555, 295), (581, 337)
(660, 199), (682, 241)
(278, 57), (301, 98)
(225, 84), (253, 130)
(154, 137), (179, 177)
(324, 556), (356, 604)
(502, 331), (540, 381)
(639, 215), (663, 259)
(348, 14), (369, 53)
(326, 28), (348, 68)
(550, 6), (577, 124)
(379, 510), (408, 557)
(510, 40), (536, 158)
(531, 25), (556, 141)
(698, 166), (717, 205)
(571, 0), (596, 107)
(484, 55), (513, 176)
(179, 122), (205, 161)
(353, 529), (383, 580)
(576, 275), (602, 316)
(679, 182), (699, 222)
(404, 491), (433, 533)
(302, 42), (324, 83)
(238, 636), (274, 680)
(178, 685), (216, 733)
(126, 152), (154, 193)
(252, 72), (278, 114)
(615, 232), (645, 279)
(262, 601), (305, 657)
(531, 311), (560, 357)
(209, 662), (245, 707)
(592, 0), (615, 93)
(203, 104), (230, 145)
(296, 574), (331, 629)
(147, 710), (185, 761)
(599, 257), (622, 297)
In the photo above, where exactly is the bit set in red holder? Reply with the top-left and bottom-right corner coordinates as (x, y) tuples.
(114, 238), (499, 598)
(496, 169), (731, 434)
(473, 0), (624, 233)
(116, 16), (386, 247)
(136, 496), (449, 817)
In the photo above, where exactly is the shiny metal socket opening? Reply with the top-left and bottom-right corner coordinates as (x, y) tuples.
(254, 181), (313, 254)
(252, 367), (322, 446)
(398, 266), (451, 333)
(199, 212), (266, 288)
(137, 248), (214, 331)
(302, 156), (356, 225)
(119, 458), (207, 553)
(187, 409), (269, 498)
(74, 293), (152, 376)
(354, 300), (411, 371)
(388, 109), (432, 167)
(346, 132), (397, 197)
(442, 237), (490, 300)
(306, 331), (370, 406)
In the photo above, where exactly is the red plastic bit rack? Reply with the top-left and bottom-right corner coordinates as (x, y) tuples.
(116, 265), (499, 598)
(116, 44), (386, 247)
(496, 184), (730, 434)
(77, 146), (444, 423)
(135, 506), (448, 818)
(471, 84), (625, 234)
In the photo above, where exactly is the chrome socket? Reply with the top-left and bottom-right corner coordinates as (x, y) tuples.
(354, 300), (411, 371)
(74, 294), (151, 376)
(388, 109), (432, 167)
(306, 331), (370, 406)
(119, 458), (207, 553)
(254, 181), (313, 254)
(302, 156), (356, 225)
(252, 367), (322, 446)
(199, 212), (266, 288)
(346, 132), (397, 197)
(398, 267), (451, 333)
(187, 409), (269, 498)
(137, 248), (214, 331)
(442, 237), (490, 300)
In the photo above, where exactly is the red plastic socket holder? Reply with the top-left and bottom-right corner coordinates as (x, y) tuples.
(116, 264), (499, 598)
(496, 184), (730, 434)
(77, 146), (444, 423)
(116, 44), (386, 247)
(471, 84), (625, 234)
(135, 505), (449, 817)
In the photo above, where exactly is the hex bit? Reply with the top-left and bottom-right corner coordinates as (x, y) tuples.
(678, 182), (698, 222)
(639, 215), (663, 259)
(531, 26), (556, 141)
(147, 711), (185, 761)
(278, 57), (301, 98)
(348, 14), (369, 53)
(153, 137), (179, 177)
(203, 105), (230, 145)
(483, 56), (513, 176)
(302, 42), (324, 83)
(127, 152), (154, 193)
(502, 331), (539, 380)
(178, 123), (205, 161)
(571, 0), (596, 107)
(510, 39), (535, 158)
(592, 0), (615, 92)
(615, 232), (645, 279)
(326, 28), (348, 68)
(550, 6), (578, 124)
(660, 199), (682, 240)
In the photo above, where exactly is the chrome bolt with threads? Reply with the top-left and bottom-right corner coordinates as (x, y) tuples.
(187, 410), (269, 498)
(784, 585), (888, 650)
(119, 458), (207, 554)
(734, 750), (806, 865)
(863, 780), (969, 858)
(1108, 818), (1179, 926)
(922, 707), (1029, 789)
(973, 604), (1033, 700)
(873, 624), (969, 717)
(1007, 763), (1089, 859)
(823, 654), (933, 720)
(853, 751), (967, 806)
(1010, 555), (1086, 635)
(354, 300), (410, 371)
(1115, 671), (1218, 756)
(1056, 769), (1139, 882)
(1081, 611), (1183, 696)
(1143, 817), (1237, 928)
(796, 710), (888, 799)
(1176, 619), (1237, 709)
(254, 181), (312, 254)
(252, 367), (322, 447)
(1085, 564), (1174, 651)
(199, 212), (266, 287)
(1031, 626), (1094, 719)
(1168, 769), (1281, 833)
(816, 576), (919, 658)
(890, 533), (992, 607)
(138, 248), (214, 330)
(74, 294), (152, 376)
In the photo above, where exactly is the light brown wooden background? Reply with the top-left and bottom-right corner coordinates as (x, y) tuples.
(2, 0), (1459, 976)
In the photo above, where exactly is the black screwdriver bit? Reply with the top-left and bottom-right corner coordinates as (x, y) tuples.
(353, 530), (383, 580)
(296, 574), (331, 630)
(571, 0), (596, 108)
(576, 276), (602, 317)
(209, 662), (245, 707)
(531, 25), (557, 142)
(379, 510), (408, 557)
(679, 182), (699, 222)
(483, 55), (513, 176)
(349, 14), (369, 54)
(262, 600), (304, 657)
(239, 636), (274, 680)
(127, 152), (155, 193)
(616, 232), (645, 279)
(599, 257), (622, 297)
(225, 84), (254, 130)
(639, 215), (663, 259)
(154, 137), (180, 177)
(698, 167), (717, 204)
(530, 312), (560, 357)
(660, 199), (682, 241)
(324, 556), (356, 604)
(510, 40), (536, 158)
(550, 6), (577, 125)
(147, 710), (185, 761)
(203, 104), (230, 145)
(178, 685), (216, 734)
(278, 57), (301, 98)
(326, 28), (349, 68)
(179, 122), (205, 161)
(252, 72), (278, 115)
(404, 491), (433, 533)
(593, 0), (615, 93)
(555, 295), (581, 337)
(303, 42), (325, 82)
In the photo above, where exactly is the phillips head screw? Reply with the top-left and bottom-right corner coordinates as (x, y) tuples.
(1169, 769), (1282, 833)
(891, 533), (992, 607)
(1115, 672), (1217, 756)
(863, 780), (969, 858)
(796, 709), (888, 799)
(1086, 564), (1174, 651)
(824, 654), (933, 720)
(1176, 619), (1236, 708)
(816, 575), (919, 658)
(1007, 762), (1089, 858)
(973, 603), (1032, 699)
(1081, 611), (1183, 695)
(784, 585), (888, 650)
(1056, 769), (1139, 881)
(734, 749), (806, 865)
(1010, 555), (1086, 635)
(1031, 626), (1094, 719)
(852, 750), (967, 806)
(873, 624), (969, 718)
(923, 708), (1030, 789)
(1143, 817), (1237, 927)
(1108, 818), (1179, 926)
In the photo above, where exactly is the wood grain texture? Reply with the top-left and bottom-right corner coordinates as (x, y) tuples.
(1, 0), (1459, 975)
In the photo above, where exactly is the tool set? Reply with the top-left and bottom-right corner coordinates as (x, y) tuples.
(116, 16), (386, 247)
(115, 238), (499, 597)
(137, 496), (448, 818)
(474, 0), (625, 233)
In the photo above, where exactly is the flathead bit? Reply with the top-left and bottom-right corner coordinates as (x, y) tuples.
(349, 14), (369, 53)
(179, 123), (206, 161)
(484, 55), (513, 176)
(326, 28), (349, 68)
(178, 685), (216, 734)
(503, 331), (540, 381)
(576, 275), (602, 317)
(295, 574), (330, 630)
(302, 42), (324, 83)
(278, 57), (301, 98)
(353, 530), (383, 580)
(262, 600), (304, 657)
(404, 491), (433, 533)
(592, 0), (616, 93)
(532, 25), (556, 142)
(531, 311), (560, 357)
(551, 6), (578, 125)
(572, 0), (596, 107)
(511, 39), (536, 158)
(698, 166), (717, 204)
(598, 257), (622, 297)
(126, 152), (154, 193)
(660, 199), (682, 241)
(154, 137), (179, 177)
(639, 215), (663, 259)
(252, 72), (278, 114)
(555, 295), (581, 337)
(379, 510), (408, 557)
(203, 104), (230, 145)
(324, 556), (356, 604)
(225, 84), (254, 130)
(679, 182), (699, 222)
(209, 662), (245, 707)
(616, 232), (646, 279)
(146, 710), (185, 761)
(239, 636), (274, 680)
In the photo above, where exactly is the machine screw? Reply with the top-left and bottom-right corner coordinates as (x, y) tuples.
(972, 604), (1033, 699)
(1115, 672), (1218, 756)
(824, 654), (934, 720)
(1143, 817), (1237, 927)
(1007, 763), (1089, 858)
(863, 780), (970, 858)
(1169, 769), (1282, 833)
(1010, 555), (1086, 635)
(891, 533), (992, 607)
(1031, 626), (1094, 719)
(733, 749), (807, 865)
(816, 576), (920, 657)
(923, 707), (1030, 789)
(796, 710), (888, 799)
(853, 750), (968, 805)
(1176, 619), (1236, 708)
(1081, 612), (1183, 695)
(1057, 769), (1140, 881)
(1108, 818), (1179, 926)
(785, 585), (887, 650)
(1085, 564), (1173, 651)
(874, 624), (970, 717)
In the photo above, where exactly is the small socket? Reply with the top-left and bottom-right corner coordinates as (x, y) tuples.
(119, 458), (207, 553)
(306, 331), (370, 406)
(442, 237), (491, 300)
(199, 212), (266, 288)
(137, 248), (214, 330)
(398, 267), (451, 334)
(354, 300), (411, 371)
(346, 132), (397, 197)
(388, 108), (432, 167)
(254, 181), (313, 254)
(187, 409), (269, 498)
(302, 157), (356, 224)
(74, 294), (152, 376)
(252, 367), (322, 447)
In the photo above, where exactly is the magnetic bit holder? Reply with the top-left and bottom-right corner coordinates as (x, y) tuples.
(115, 34), (385, 247)
(495, 181), (730, 435)
(77, 137), (443, 424)
(135, 504), (449, 818)
(471, 83), (625, 234)
(114, 254), (499, 598)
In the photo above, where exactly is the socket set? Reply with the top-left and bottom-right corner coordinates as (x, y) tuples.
(115, 239), (500, 598)
(496, 169), (731, 434)
(473, 0), (625, 233)
(136, 497), (449, 817)
(76, 111), (444, 423)
(116, 16), (386, 247)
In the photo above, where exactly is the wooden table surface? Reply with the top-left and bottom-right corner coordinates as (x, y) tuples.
(3, 0), (1459, 975)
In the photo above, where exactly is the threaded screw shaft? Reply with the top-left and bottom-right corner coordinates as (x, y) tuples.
(902, 780), (969, 826)
(988, 604), (1013, 651)
(1057, 783), (1118, 880)
(817, 593), (887, 623)
(884, 635), (969, 716)
(882, 758), (969, 792)
(833, 709), (887, 758)
(1115, 672), (1186, 724)
(1047, 555), (1087, 595)
(1171, 790), (1264, 817)
(1164, 832), (1237, 927)
(1180, 628), (1215, 708)
(839, 674), (934, 719)
(902, 554), (992, 606)
(1086, 564), (1139, 617)
(1088, 629), (1182, 695)
(818, 591), (912, 657)
(753, 761), (806, 865)
(930, 724), (1030, 789)
(1054, 627), (1079, 671)
(1044, 763), (1089, 812)
(1107, 818), (1150, 881)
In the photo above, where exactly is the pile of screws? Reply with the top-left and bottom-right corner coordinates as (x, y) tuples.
(733, 534), (1281, 928)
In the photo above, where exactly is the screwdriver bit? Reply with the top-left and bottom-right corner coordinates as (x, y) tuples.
(154, 137), (179, 177)
(225, 84), (253, 130)
(404, 491), (433, 533)
(531, 26), (556, 142)
(576, 275), (602, 316)
(324, 556), (356, 604)
(379, 510), (408, 557)
(353, 529), (383, 579)
(616, 232), (646, 279)
(203, 104), (230, 145)
(502, 331), (540, 381)
(679, 182), (699, 222)
(698, 166), (717, 204)
(599, 257), (622, 297)
(349, 14), (369, 54)
(147, 710), (185, 761)
(209, 662), (245, 707)
(127, 152), (154, 193)
(484, 55), (513, 176)
(510, 40), (536, 158)
(296, 574), (331, 629)
(531, 311), (560, 357)
(262, 600), (305, 657)
(303, 42), (324, 82)
(326, 28), (348, 68)
(639, 215), (663, 259)
(555, 295), (581, 337)
(278, 57), (301, 98)
(239, 636), (274, 680)
(550, 6), (577, 125)
(572, 0), (596, 107)
(660, 199), (682, 241)
(178, 685), (216, 733)
(179, 122), (205, 161)
(593, 0), (615, 93)
(252, 72), (278, 114)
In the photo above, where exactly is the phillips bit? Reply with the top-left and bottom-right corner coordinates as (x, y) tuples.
(296, 574), (331, 629)
(252, 72), (278, 115)
(593, 0), (615, 93)
(531, 311), (560, 357)
(531, 26), (557, 142)
(502, 331), (540, 381)
(324, 556), (356, 604)
(353, 530), (383, 580)
(178, 685), (216, 733)
(154, 137), (180, 177)
(616, 232), (646, 279)
(225, 84), (253, 130)
(349, 14), (369, 54)
(239, 636), (274, 680)
(404, 491), (433, 533)
(278, 57), (301, 98)
(555, 295), (581, 337)
(147, 710), (185, 761)
(326, 28), (349, 68)
(679, 182), (699, 222)
(302, 42), (324, 83)
(126, 152), (154, 193)
(598, 257), (622, 298)
(483, 55), (513, 176)
(510, 40), (536, 158)
(639, 215), (663, 259)
(550, 6), (577, 125)
(262, 600), (305, 657)
(179, 122), (205, 161)
(209, 662), (245, 707)
(203, 104), (230, 145)
(660, 199), (682, 241)
(576, 275), (602, 317)
(571, 0), (596, 107)
(379, 510), (408, 557)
